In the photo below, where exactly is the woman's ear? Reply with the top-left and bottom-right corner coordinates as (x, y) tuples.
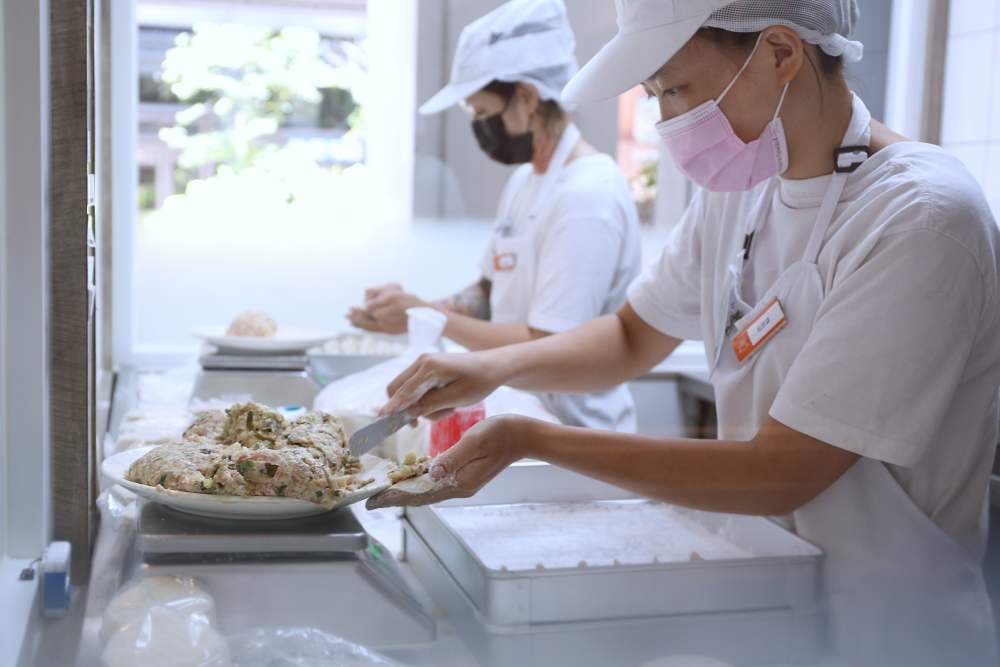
(515, 82), (541, 115)
(763, 26), (804, 86)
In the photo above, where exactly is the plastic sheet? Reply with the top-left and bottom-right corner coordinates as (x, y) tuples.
(315, 307), (447, 417)
(101, 576), (217, 642)
(228, 627), (402, 667)
(314, 308), (446, 461)
(99, 576), (230, 667)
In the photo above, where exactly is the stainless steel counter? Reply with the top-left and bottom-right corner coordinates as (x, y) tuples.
(53, 360), (855, 667)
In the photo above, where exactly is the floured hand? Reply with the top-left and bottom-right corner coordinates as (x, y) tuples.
(365, 472), (460, 508)
(365, 415), (534, 509)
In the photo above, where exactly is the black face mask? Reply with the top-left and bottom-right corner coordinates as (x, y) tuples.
(471, 111), (534, 165)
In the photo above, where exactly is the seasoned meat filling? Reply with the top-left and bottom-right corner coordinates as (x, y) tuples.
(126, 404), (372, 507)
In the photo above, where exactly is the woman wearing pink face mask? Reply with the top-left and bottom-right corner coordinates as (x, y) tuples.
(369, 2), (1000, 665)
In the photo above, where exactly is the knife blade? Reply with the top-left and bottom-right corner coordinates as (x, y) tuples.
(348, 410), (413, 456)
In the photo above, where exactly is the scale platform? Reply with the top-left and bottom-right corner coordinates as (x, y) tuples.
(138, 502), (368, 561)
(198, 350), (311, 372)
(192, 347), (323, 405)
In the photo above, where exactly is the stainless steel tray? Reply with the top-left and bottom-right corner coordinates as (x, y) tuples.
(404, 521), (827, 667)
(406, 497), (822, 626)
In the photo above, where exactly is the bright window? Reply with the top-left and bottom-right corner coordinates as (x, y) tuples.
(131, 1), (395, 358)
(118, 1), (656, 364)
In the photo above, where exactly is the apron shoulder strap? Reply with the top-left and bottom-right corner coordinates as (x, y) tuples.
(495, 165), (535, 232)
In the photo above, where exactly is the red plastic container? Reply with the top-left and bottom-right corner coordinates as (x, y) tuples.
(430, 402), (486, 457)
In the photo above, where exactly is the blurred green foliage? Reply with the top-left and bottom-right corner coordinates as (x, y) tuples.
(157, 23), (365, 172)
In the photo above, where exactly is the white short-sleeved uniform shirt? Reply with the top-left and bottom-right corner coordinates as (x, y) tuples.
(483, 153), (641, 431)
(629, 142), (1000, 559)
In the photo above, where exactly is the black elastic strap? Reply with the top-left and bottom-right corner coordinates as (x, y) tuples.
(834, 145), (871, 173)
(742, 231), (756, 261)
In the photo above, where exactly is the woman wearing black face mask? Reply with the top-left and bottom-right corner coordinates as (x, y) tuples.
(347, 0), (642, 434)
(469, 81), (562, 166)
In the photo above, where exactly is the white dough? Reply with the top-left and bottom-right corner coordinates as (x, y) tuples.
(101, 606), (230, 667)
(391, 472), (438, 495)
(101, 576), (215, 641)
(226, 310), (277, 337)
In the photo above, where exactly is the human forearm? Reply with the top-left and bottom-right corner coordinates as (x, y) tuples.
(369, 414), (860, 513)
(433, 279), (491, 320)
(490, 304), (682, 394)
(383, 304), (682, 417)
(438, 312), (545, 351)
(430, 278), (538, 350)
(523, 417), (859, 516)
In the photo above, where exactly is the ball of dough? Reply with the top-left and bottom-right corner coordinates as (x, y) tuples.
(226, 310), (278, 337)
(101, 576), (215, 642)
(101, 606), (230, 667)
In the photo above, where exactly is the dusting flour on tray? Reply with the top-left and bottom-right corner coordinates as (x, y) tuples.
(436, 500), (751, 571)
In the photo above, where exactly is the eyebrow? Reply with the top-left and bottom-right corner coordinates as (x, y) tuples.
(652, 61), (676, 79)
(643, 61), (677, 89)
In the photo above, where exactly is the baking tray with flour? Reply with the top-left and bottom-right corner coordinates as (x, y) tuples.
(406, 498), (823, 626)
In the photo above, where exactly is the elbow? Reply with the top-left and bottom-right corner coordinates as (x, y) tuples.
(754, 484), (828, 516)
(756, 497), (806, 517)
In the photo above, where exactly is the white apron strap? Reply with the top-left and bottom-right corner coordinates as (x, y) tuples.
(525, 122), (580, 222)
(804, 93), (873, 264)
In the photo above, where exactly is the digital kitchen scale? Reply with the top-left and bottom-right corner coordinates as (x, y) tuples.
(137, 501), (370, 561)
(135, 501), (437, 650)
(192, 348), (324, 406)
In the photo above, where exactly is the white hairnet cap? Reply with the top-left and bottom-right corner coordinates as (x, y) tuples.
(563, 0), (863, 106)
(419, 0), (579, 115)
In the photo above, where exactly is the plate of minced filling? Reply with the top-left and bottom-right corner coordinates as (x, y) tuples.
(102, 402), (422, 519)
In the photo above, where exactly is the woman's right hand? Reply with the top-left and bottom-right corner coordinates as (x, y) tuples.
(346, 283), (415, 333)
(381, 351), (506, 420)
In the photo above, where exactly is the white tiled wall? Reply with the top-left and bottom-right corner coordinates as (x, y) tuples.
(940, 0), (1000, 219)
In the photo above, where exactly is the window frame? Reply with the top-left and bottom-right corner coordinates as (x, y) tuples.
(885, 0), (948, 143)
(2, 0), (50, 560)
(1, 4), (49, 663)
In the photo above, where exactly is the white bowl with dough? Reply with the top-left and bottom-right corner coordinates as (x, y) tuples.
(190, 326), (339, 355)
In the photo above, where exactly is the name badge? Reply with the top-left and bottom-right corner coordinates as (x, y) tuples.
(732, 298), (787, 363)
(493, 252), (517, 272)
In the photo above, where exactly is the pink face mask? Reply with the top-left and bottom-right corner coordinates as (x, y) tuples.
(655, 36), (790, 193)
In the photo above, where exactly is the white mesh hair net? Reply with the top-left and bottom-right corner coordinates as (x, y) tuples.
(462, 0), (577, 104)
(420, 0), (579, 114)
(704, 0), (863, 63)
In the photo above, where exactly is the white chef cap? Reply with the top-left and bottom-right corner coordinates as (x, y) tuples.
(420, 0), (579, 115)
(563, 0), (863, 106)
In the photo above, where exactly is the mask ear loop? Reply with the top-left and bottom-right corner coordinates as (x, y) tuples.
(504, 85), (536, 137)
(772, 82), (790, 121)
(716, 32), (766, 104)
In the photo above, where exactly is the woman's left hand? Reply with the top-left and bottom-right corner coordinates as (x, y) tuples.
(367, 415), (535, 508)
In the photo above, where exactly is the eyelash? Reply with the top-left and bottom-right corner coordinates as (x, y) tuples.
(646, 86), (683, 100)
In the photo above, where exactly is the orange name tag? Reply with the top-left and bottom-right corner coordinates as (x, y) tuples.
(493, 252), (517, 271)
(732, 298), (787, 363)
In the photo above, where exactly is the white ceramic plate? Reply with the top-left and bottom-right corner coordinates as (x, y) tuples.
(102, 445), (394, 519)
(190, 326), (339, 354)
